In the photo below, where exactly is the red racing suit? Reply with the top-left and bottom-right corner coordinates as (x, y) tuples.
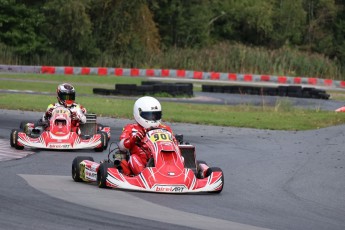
(42, 102), (87, 133)
(118, 123), (175, 175)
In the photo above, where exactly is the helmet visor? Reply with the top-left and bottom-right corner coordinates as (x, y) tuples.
(140, 111), (162, 121)
(59, 93), (75, 101)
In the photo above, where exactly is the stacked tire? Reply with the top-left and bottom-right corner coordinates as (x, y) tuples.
(93, 81), (193, 97)
(201, 85), (330, 100)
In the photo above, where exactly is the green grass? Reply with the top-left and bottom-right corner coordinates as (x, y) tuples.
(1, 73), (345, 130)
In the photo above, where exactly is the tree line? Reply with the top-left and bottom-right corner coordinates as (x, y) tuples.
(1, 0), (345, 79)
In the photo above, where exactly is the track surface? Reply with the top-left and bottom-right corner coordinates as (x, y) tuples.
(0, 96), (345, 230)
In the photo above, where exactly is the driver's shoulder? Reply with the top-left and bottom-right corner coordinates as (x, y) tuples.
(159, 123), (172, 132)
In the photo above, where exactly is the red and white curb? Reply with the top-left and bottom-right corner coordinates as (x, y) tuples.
(1, 64), (345, 90)
(0, 139), (34, 161)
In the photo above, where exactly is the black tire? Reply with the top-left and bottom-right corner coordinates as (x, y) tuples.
(195, 160), (208, 178)
(72, 156), (94, 182)
(99, 131), (109, 150)
(97, 162), (112, 188)
(10, 129), (24, 150)
(10, 129), (16, 147)
(208, 167), (224, 194)
(94, 133), (106, 152)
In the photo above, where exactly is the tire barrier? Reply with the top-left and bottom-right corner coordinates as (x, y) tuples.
(201, 85), (330, 100)
(1, 64), (345, 90)
(93, 81), (193, 97)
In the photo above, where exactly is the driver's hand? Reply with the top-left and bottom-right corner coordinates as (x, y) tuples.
(71, 111), (78, 120)
(132, 130), (145, 142)
(45, 108), (54, 118)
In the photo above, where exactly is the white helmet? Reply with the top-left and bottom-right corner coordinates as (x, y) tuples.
(133, 96), (162, 129)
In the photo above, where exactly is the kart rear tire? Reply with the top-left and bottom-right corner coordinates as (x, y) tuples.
(10, 129), (24, 150)
(208, 167), (224, 194)
(97, 162), (112, 188)
(72, 156), (94, 182)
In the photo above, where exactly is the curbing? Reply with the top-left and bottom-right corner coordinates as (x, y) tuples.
(1, 64), (344, 90)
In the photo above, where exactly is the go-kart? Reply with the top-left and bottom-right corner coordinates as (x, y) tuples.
(72, 128), (224, 193)
(10, 106), (110, 152)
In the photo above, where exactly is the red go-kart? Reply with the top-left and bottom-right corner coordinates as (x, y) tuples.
(10, 106), (110, 152)
(72, 128), (224, 193)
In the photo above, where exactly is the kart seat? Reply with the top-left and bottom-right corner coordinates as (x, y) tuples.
(55, 119), (66, 126)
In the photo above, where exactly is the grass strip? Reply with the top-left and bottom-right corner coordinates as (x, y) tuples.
(1, 93), (345, 130)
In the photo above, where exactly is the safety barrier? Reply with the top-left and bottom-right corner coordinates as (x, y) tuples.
(1, 64), (344, 90)
(201, 85), (330, 100)
(93, 81), (193, 97)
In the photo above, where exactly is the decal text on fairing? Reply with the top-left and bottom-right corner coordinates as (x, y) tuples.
(154, 185), (186, 192)
(48, 144), (70, 148)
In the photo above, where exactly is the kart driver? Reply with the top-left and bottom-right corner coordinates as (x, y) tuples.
(41, 83), (87, 133)
(117, 96), (177, 176)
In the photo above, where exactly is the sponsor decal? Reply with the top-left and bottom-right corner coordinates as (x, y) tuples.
(154, 185), (186, 193)
(48, 143), (70, 148)
(85, 169), (97, 180)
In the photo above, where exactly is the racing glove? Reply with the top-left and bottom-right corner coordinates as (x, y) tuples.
(134, 130), (145, 141)
(119, 130), (146, 151)
(45, 107), (54, 119)
(128, 130), (145, 146)
(71, 111), (78, 120)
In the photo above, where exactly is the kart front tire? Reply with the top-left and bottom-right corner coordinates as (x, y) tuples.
(72, 156), (94, 182)
(97, 162), (112, 188)
(10, 129), (24, 150)
(195, 160), (208, 178)
(10, 129), (16, 147)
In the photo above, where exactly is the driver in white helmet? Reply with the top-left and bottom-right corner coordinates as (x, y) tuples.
(42, 83), (87, 133)
(117, 96), (176, 176)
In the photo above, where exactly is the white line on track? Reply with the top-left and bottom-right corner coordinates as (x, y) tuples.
(20, 174), (270, 230)
(0, 139), (34, 161)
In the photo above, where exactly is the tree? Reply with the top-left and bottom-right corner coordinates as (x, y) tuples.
(42, 0), (98, 65)
(89, 0), (160, 66)
(150, 0), (215, 48)
(210, 0), (276, 46)
(332, 1), (345, 71)
(0, 0), (49, 56)
(303, 0), (337, 54)
(271, 0), (306, 47)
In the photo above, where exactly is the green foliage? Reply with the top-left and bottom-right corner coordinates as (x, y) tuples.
(41, 0), (98, 65)
(1, 0), (345, 78)
(90, 0), (160, 66)
(150, 0), (214, 48)
(271, 0), (306, 47)
(0, 0), (49, 57)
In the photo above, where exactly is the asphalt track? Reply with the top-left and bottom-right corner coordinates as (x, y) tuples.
(0, 94), (345, 230)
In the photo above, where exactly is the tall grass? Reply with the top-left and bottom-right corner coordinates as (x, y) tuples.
(1, 42), (342, 79)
